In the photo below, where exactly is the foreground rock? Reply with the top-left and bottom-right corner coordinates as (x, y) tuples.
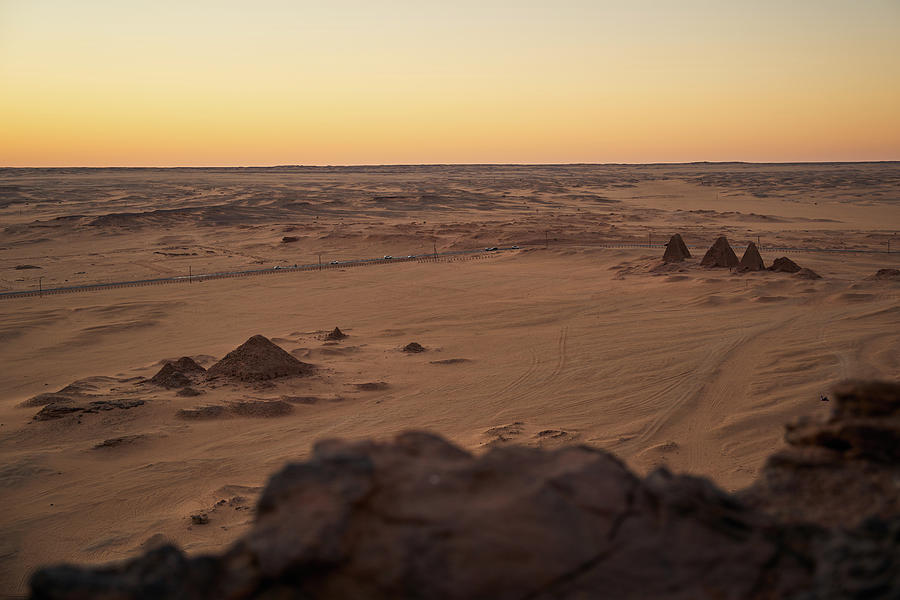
(207, 335), (314, 381)
(740, 380), (900, 528)
(700, 236), (739, 268)
(662, 233), (691, 262)
(29, 381), (900, 599)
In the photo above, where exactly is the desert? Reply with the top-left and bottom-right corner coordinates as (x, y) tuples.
(1, 163), (899, 597)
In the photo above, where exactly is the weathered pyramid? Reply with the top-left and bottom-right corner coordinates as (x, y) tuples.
(700, 236), (739, 268)
(207, 335), (314, 381)
(662, 233), (691, 263)
(768, 257), (801, 273)
(739, 242), (765, 271)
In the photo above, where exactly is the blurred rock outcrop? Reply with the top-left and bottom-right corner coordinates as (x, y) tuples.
(30, 381), (900, 600)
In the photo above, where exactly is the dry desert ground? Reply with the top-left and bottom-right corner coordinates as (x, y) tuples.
(1, 163), (898, 594)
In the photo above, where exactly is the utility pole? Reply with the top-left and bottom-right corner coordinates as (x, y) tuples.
(433, 241), (437, 259)
(38, 276), (43, 298)
(648, 231), (651, 247)
(318, 254), (322, 270)
(189, 265), (192, 283)
(757, 235), (760, 248)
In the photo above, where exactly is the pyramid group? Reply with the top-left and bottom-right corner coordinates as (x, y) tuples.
(660, 234), (821, 276)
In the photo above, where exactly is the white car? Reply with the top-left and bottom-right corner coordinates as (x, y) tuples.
(383, 255), (393, 260)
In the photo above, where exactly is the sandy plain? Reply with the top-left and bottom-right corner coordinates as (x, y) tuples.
(0, 163), (898, 594)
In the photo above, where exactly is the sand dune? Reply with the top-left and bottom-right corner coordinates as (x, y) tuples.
(0, 164), (898, 594)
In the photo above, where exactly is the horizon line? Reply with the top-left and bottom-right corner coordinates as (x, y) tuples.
(2, 159), (899, 170)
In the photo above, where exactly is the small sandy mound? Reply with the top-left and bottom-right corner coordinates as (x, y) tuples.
(324, 327), (348, 341)
(872, 268), (900, 280)
(227, 400), (293, 418)
(93, 435), (148, 450)
(700, 236), (739, 268)
(207, 335), (314, 381)
(402, 342), (426, 353)
(795, 268), (822, 280)
(768, 257), (801, 273)
(662, 233), (691, 262)
(739, 242), (765, 271)
(18, 393), (74, 409)
(282, 395), (321, 404)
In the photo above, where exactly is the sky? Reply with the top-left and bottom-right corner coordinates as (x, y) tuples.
(1, 0), (899, 166)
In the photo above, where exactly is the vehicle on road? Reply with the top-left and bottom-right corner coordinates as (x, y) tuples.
(330, 260), (340, 264)
(383, 255), (393, 259)
(484, 247), (498, 251)
(511, 245), (519, 249)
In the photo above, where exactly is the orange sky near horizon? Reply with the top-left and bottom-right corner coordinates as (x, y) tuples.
(1, 0), (899, 166)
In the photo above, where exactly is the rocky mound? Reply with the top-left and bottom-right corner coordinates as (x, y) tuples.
(30, 381), (900, 599)
(149, 357), (206, 388)
(207, 335), (314, 382)
(281, 236), (299, 243)
(662, 233), (691, 262)
(227, 400), (294, 418)
(402, 342), (426, 353)
(872, 268), (900, 280)
(324, 327), (347, 341)
(740, 380), (900, 528)
(769, 256), (801, 273)
(739, 242), (765, 271)
(699, 236), (739, 268)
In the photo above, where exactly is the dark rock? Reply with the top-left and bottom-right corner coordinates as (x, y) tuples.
(741, 380), (900, 528)
(190, 514), (209, 525)
(739, 242), (766, 271)
(14, 264), (41, 270)
(176, 405), (228, 420)
(150, 358), (206, 388)
(32, 402), (82, 422)
(281, 236), (299, 243)
(402, 342), (426, 353)
(324, 327), (347, 341)
(700, 236), (739, 268)
(769, 257), (802, 273)
(227, 400), (293, 418)
(872, 268), (900, 280)
(207, 335), (314, 382)
(662, 233), (691, 263)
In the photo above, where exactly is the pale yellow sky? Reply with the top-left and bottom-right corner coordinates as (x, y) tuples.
(1, 0), (898, 166)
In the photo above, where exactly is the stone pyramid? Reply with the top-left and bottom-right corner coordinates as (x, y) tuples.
(768, 257), (801, 273)
(739, 242), (765, 271)
(662, 233), (691, 263)
(700, 236), (739, 268)
(207, 335), (314, 381)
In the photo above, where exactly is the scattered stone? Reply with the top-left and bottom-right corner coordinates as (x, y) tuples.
(281, 236), (299, 243)
(769, 257), (802, 273)
(14, 264), (40, 270)
(700, 236), (739, 268)
(402, 342), (426, 353)
(207, 335), (314, 382)
(18, 393), (73, 409)
(324, 327), (347, 341)
(32, 399), (145, 422)
(93, 435), (146, 449)
(429, 358), (472, 365)
(795, 268), (822, 280)
(190, 514), (209, 525)
(32, 402), (82, 422)
(662, 233), (691, 262)
(739, 241), (766, 271)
